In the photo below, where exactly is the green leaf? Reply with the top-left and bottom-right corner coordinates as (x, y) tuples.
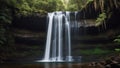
(115, 48), (120, 52)
(114, 35), (120, 43)
(114, 39), (120, 43)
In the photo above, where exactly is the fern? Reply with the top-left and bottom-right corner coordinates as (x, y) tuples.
(114, 35), (120, 52)
(114, 35), (120, 43)
(95, 12), (106, 26)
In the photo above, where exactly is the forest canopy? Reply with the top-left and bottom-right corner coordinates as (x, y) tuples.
(0, 0), (120, 16)
(0, 0), (95, 16)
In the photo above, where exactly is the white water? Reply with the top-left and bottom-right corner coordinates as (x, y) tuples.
(41, 11), (78, 62)
(43, 13), (54, 61)
(65, 12), (72, 61)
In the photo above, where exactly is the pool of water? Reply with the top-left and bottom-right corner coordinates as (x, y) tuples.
(0, 55), (102, 68)
(0, 62), (91, 68)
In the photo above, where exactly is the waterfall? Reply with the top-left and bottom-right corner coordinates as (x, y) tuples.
(65, 11), (72, 61)
(43, 13), (54, 61)
(42, 11), (78, 62)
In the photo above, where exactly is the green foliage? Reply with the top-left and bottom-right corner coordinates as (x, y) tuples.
(0, 0), (16, 25)
(0, 11), (12, 24)
(1, 0), (99, 16)
(56, 0), (65, 11)
(67, 0), (84, 11)
(115, 48), (120, 52)
(0, 0), (15, 47)
(114, 39), (120, 43)
(95, 12), (107, 26)
(14, 0), (58, 16)
(114, 35), (120, 43)
(0, 27), (6, 46)
(67, 4), (78, 11)
(80, 48), (110, 55)
(33, 0), (57, 12)
(14, 0), (93, 14)
(114, 35), (120, 52)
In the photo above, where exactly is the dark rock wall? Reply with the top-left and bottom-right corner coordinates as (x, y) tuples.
(12, 15), (47, 46)
(12, 15), (47, 32)
(106, 9), (120, 30)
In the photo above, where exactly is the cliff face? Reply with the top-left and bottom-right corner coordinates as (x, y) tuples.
(9, 8), (120, 62)
(8, 15), (47, 62)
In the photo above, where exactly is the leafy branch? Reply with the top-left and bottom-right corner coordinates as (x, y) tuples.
(95, 12), (107, 26)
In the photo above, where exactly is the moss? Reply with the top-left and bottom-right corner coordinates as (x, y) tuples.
(80, 48), (111, 55)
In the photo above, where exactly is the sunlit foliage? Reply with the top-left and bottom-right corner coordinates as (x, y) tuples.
(114, 35), (120, 52)
(95, 12), (107, 26)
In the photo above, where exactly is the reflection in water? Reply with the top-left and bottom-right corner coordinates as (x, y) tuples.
(44, 63), (74, 68)
(68, 63), (72, 68)
(44, 63), (49, 68)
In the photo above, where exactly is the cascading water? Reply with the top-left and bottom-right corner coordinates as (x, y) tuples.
(42, 11), (72, 62)
(43, 13), (54, 61)
(37, 11), (80, 62)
